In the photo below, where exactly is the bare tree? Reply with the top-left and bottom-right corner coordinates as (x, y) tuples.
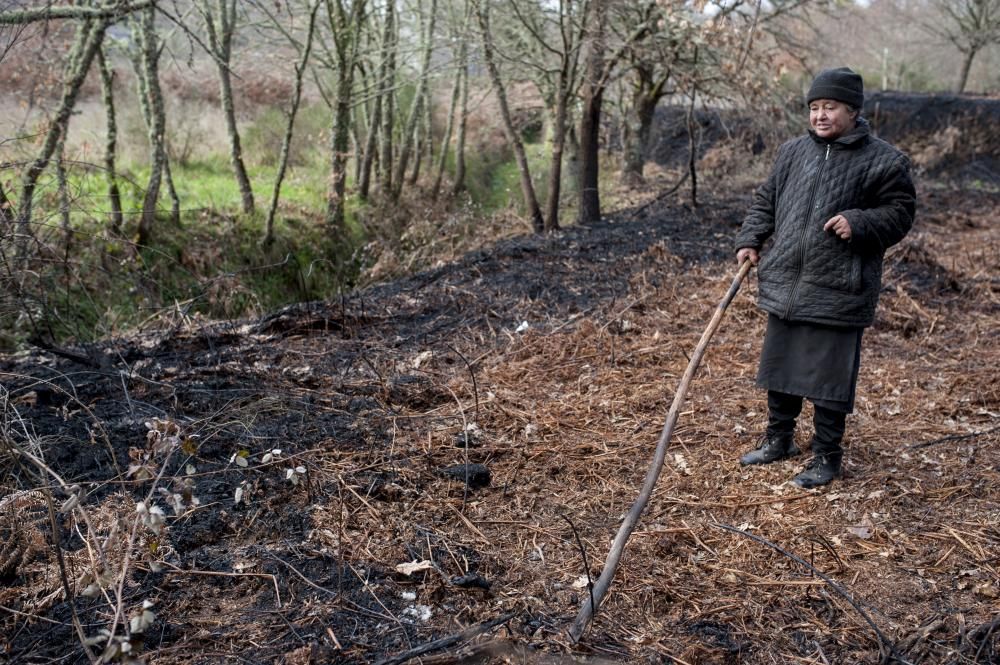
(431, 1), (469, 199)
(320, 0), (367, 233)
(15, 14), (107, 253)
(391, 0), (437, 201)
(483, 0), (589, 229)
(928, 0), (1000, 92)
(379, 0), (397, 196)
(131, 4), (173, 244)
(359, 1), (395, 200)
(97, 40), (124, 232)
(451, 3), (471, 195)
(408, 75), (433, 186)
(620, 58), (669, 185)
(542, 0), (588, 230)
(198, 0), (255, 214)
(474, 0), (544, 232)
(577, 0), (658, 225)
(618, 0), (693, 185)
(263, 0), (321, 246)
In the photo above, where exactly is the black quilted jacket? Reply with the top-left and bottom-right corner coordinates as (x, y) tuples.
(735, 118), (916, 328)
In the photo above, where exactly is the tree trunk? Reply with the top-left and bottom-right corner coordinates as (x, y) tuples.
(203, 0), (255, 215)
(577, 88), (602, 225)
(16, 17), (105, 253)
(164, 150), (181, 226)
(474, 0), (543, 232)
(358, 94), (381, 201)
(391, 0), (436, 201)
(56, 132), (71, 248)
(408, 104), (426, 186)
(352, 101), (366, 187)
(621, 94), (657, 185)
(379, 1), (397, 196)
(686, 86), (698, 208)
(325, 49), (354, 234)
(451, 16), (470, 196)
(0, 181), (14, 227)
(621, 66), (666, 186)
(135, 5), (168, 245)
(97, 42), (123, 232)
(543, 71), (567, 232)
(432, 44), (463, 199)
(577, 0), (606, 226)
(324, 0), (365, 234)
(360, 0), (394, 201)
(264, 0), (319, 246)
(956, 46), (977, 93)
(565, 121), (580, 191)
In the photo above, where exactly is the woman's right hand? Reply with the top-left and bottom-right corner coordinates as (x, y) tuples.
(737, 247), (759, 266)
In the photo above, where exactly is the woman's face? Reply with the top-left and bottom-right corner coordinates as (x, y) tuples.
(809, 99), (857, 140)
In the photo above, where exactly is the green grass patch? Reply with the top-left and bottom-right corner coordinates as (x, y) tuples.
(5, 115), (576, 349)
(4, 156), (365, 349)
(463, 140), (563, 216)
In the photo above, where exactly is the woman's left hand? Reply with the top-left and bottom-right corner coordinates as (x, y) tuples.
(823, 214), (852, 240)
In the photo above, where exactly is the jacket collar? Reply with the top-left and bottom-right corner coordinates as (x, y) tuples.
(809, 116), (870, 148)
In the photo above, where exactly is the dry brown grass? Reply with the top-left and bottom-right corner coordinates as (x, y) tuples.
(233, 185), (998, 663)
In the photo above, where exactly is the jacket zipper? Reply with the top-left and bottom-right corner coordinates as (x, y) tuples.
(783, 143), (831, 319)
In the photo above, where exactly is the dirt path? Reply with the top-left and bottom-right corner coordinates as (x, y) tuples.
(1, 184), (998, 664)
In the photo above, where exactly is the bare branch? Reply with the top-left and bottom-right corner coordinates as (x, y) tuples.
(0, 1), (154, 25)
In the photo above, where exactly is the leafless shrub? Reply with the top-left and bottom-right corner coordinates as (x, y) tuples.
(0, 388), (194, 662)
(357, 198), (530, 286)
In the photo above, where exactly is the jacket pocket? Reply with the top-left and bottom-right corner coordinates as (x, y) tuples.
(801, 240), (856, 293)
(850, 254), (862, 293)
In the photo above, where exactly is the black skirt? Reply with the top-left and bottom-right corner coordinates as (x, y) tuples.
(756, 314), (864, 413)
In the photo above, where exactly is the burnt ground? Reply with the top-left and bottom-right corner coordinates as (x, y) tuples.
(649, 92), (1000, 189)
(1, 180), (998, 665)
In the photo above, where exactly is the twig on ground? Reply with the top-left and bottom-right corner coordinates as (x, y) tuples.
(906, 425), (1000, 449)
(970, 615), (1000, 664)
(446, 343), (480, 422)
(713, 523), (909, 665)
(264, 553), (337, 597)
(560, 514), (595, 620)
(375, 612), (517, 665)
(627, 172), (691, 219)
(347, 561), (411, 649)
(158, 562), (282, 608)
(442, 383), (472, 510)
(0, 602), (68, 628)
(43, 489), (98, 664)
(446, 503), (489, 543)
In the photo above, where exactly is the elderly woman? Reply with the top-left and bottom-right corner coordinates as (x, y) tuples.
(734, 67), (916, 488)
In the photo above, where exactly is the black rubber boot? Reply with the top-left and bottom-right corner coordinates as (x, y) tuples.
(791, 452), (842, 488)
(740, 431), (800, 466)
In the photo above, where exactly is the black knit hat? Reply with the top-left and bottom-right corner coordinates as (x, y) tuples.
(806, 67), (864, 108)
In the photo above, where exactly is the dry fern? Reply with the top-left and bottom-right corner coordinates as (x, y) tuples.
(0, 490), (48, 580)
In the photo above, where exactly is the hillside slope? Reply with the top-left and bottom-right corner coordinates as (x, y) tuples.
(1, 184), (998, 664)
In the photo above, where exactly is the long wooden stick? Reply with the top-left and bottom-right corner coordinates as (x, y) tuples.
(568, 260), (753, 643)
